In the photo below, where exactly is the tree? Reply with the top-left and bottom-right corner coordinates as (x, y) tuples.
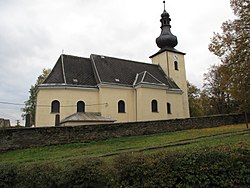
(208, 0), (249, 127)
(22, 68), (51, 126)
(187, 81), (203, 117)
(203, 65), (237, 115)
(199, 90), (211, 116)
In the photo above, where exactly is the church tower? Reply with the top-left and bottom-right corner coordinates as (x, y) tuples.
(150, 1), (190, 117)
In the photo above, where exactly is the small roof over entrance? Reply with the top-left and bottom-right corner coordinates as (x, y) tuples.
(60, 112), (116, 126)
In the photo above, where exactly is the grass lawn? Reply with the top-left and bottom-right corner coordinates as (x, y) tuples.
(0, 124), (249, 166)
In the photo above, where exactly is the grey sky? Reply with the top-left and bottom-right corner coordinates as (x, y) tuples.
(0, 0), (234, 125)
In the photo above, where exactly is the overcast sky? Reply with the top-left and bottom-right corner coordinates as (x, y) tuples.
(0, 0), (235, 125)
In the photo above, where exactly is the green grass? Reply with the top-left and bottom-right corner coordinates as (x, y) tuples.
(0, 124), (249, 166)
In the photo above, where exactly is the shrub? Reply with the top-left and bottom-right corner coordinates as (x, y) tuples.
(113, 153), (149, 187)
(0, 164), (18, 188)
(15, 162), (59, 188)
(164, 148), (249, 187)
(112, 147), (250, 187)
(58, 158), (111, 188)
(113, 152), (184, 188)
(0, 145), (249, 187)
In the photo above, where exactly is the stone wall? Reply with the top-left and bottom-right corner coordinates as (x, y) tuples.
(0, 113), (249, 151)
(0, 118), (10, 128)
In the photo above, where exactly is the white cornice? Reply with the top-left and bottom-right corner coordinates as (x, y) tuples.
(98, 83), (134, 90)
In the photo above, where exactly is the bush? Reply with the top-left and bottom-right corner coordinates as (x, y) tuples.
(173, 149), (245, 187)
(0, 164), (18, 188)
(112, 147), (250, 187)
(113, 152), (179, 187)
(0, 145), (249, 187)
(58, 158), (111, 188)
(15, 162), (58, 188)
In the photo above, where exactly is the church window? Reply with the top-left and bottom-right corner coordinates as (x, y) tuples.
(77, 101), (85, 112)
(167, 102), (171, 114)
(174, 61), (179, 70)
(151, 99), (158, 112)
(118, 100), (125, 113)
(51, 100), (60, 113)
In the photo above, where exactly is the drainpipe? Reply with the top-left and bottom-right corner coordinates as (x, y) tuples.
(135, 88), (138, 122)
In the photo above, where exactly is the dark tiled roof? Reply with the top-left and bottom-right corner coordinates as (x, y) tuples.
(134, 72), (145, 85)
(134, 71), (165, 86)
(91, 54), (179, 89)
(44, 55), (97, 87)
(63, 55), (97, 86)
(42, 53), (180, 90)
(44, 56), (64, 84)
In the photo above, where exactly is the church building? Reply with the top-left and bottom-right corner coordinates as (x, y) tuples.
(35, 3), (190, 127)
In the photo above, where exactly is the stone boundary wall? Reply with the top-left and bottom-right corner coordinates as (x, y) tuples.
(0, 113), (249, 151)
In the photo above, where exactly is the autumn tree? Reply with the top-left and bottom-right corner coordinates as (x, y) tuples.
(208, 0), (249, 127)
(203, 65), (237, 115)
(199, 90), (211, 116)
(22, 68), (51, 126)
(187, 81), (203, 117)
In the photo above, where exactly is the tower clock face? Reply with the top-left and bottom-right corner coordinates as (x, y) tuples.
(174, 54), (178, 60)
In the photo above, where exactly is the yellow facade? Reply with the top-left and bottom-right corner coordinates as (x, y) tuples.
(36, 86), (187, 127)
(98, 86), (136, 122)
(36, 87), (99, 127)
(151, 51), (190, 118)
(135, 87), (184, 121)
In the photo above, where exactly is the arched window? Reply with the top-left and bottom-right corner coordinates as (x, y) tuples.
(77, 101), (85, 112)
(118, 100), (125, 113)
(167, 102), (171, 114)
(151, 99), (158, 112)
(174, 61), (179, 70)
(51, 100), (60, 113)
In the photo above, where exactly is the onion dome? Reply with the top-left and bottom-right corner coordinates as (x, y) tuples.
(156, 1), (178, 49)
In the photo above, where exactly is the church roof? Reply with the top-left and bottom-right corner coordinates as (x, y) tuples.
(44, 55), (97, 87)
(42, 54), (180, 90)
(133, 71), (165, 86)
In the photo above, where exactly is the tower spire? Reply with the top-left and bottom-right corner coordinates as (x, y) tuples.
(155, 1), (178, 50)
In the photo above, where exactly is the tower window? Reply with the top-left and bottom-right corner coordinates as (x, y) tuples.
(151, 100), (158, 112)
(77, 101), (85, 112)
(51, 100), (60, 113)
(118, 100), (125, 113)
(167, 102), (171, 114)
(174, 61), (179, 70)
